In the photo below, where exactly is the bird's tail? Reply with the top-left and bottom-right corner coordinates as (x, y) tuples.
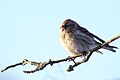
(103, 45), (118, 52)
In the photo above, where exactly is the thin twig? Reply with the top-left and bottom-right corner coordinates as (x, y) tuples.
(1, 62), (23, 72)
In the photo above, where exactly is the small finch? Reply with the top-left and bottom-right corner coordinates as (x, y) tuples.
(60, 19), (117, 56)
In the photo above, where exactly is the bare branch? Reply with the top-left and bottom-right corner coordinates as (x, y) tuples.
(1, 34), (120, 73)
(1, 62), (23, 72)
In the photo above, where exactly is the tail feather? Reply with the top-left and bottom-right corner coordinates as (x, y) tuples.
(109, 45), (118, 49)
(103, 45), (118, 52)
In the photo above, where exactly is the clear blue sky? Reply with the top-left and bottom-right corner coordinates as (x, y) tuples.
(0, 0), (120, 80)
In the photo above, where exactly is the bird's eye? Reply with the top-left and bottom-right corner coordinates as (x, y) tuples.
(65, 24), (69, 27)
(65, 24), (74, 27)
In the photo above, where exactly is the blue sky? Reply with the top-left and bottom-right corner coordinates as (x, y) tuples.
(0, 0), (120, 80)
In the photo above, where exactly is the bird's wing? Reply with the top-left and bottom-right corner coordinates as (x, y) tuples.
(79, 27), (118, 49)
(79, 27), (105, 43)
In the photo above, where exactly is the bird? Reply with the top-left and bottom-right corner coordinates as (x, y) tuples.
(60, 19), (117, 56)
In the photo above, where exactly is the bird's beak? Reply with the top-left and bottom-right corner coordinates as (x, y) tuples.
(60, 24), (65, 29)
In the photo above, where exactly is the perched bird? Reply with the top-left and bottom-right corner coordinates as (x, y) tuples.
(60, 19), (117, 56)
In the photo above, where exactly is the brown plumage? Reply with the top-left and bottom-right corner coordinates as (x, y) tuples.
(60, 19), (117, 56)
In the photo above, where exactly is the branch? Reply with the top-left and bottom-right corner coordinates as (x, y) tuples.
(1, 34), (120, 73)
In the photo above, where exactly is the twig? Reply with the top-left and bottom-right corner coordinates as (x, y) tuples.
(1, 34), (120, 73)
(1, 62), (23, 72)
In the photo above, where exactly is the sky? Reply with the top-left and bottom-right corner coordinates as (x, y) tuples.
(0, 0), (120, 80)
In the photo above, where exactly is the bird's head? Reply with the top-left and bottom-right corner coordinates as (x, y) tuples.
(60, 19), (79, 31)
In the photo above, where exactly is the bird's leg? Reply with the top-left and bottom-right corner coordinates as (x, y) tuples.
(67, 56), (77, 64)
(81, 51), (88, 57)
(82, 51), (93, 62)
